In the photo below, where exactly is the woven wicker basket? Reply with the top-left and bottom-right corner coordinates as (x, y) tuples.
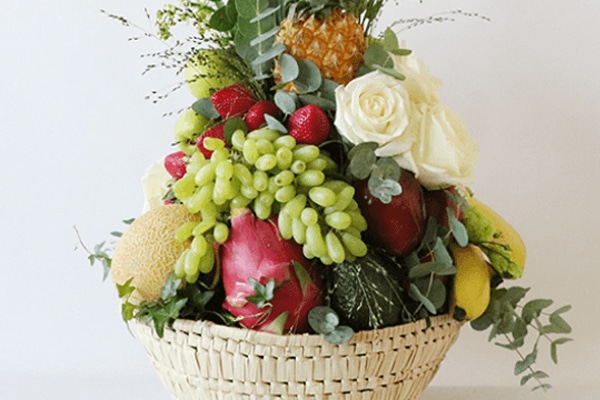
(135, 314), (462, 400)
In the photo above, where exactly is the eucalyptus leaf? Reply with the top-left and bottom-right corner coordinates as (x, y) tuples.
(249, 25), (280, 47)
(274, 90), (298, 115)
(432, 237), (454, 266)
(373, 157), (401, 181)
(550, 338), (572, 364)
(251, 43), (286, 66)
(298, 94), (336, 111)
(279, 53), (299, 83)
(520, 371), (549, 386)
(449, 211), (469, 247)
(319, 78), (339, 101)
(389, 48), (412, 56)
(192, 98), (220, 120)
(368, 174), (402, 204)
(324, 325), (354, 345)
(293, 59), (322, 93)
(224, 117), (247, 143)
(522, 298), (553, 324)
(363, 43), (394, 69)
(408, 261), (453, 279)
(373, 64), (406, 81)
(235, 0), (268, 18)
(409, 283), (437, 314)
(382, 27), (399, 51)
(347, 142), (378, 179)
(265, 114), (287, 133)
(514, 349), (537, 375)
(308, 306), (339, 334)
(249, 5), (280, 23)
(209, 7), (236, 31)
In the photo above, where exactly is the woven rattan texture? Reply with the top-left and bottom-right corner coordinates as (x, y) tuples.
(135, 314), (462, 400)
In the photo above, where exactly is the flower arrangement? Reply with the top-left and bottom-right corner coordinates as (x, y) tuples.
(90, 0), (572, 394)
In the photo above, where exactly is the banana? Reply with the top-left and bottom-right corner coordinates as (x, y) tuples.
(467, 198), (527, 273)
(450, 244), (492, 320)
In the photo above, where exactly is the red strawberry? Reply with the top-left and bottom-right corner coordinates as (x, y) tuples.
(287, 104), (331, 145)
(196, 124), (227, 158)
(210, 84), (256, 119)
(164, 151), (187, 180)
(245, 101), (281, 131)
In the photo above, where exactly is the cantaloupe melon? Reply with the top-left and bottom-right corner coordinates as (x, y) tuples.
(111, 204), (200, 303)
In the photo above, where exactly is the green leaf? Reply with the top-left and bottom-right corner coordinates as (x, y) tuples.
(532, 383), (552, 391)
(547, 313), (572, 334)
(522, 298), (554, 324)
(235, 0), (268, 18)
(550, 337), (573, 364)
(264, 114), (287, 133)
(224, 117), (247, 143)
(319, 79), (339, 102)
(209, 7), (236, 31)
(246, 278), (275, 308)
(293, 59), (322, 93)
(110, 231), (122, 238)
(373, 157), (401, 182)
(409, 261), (456, 279)
(116, 277), (135, 300)
(409, 283), (437, 314)
(121, 301), (137, 322)
(249, 25), (280, 47)
(514, 348), (537, 375)
(373, 64), (406, 81)
(279, 53), (299, 83)
(249, 5), (280, 23)
(308, 306), (339, 335)
(382, 28), (398, 51)
(520, 370), (549, 386)
(324, 325), (354, 344)
(363, 43), (394, 69)
(251, 43), (286, 66)
(449, 211), (469, 247)
(389, 48), (412, 56)
(192, 98), (220, 120)
(160, 274), (181, 301)
(298, 94), (336, 111)
(347, 142), (378, 179)
(432, 237), (454, 267)
(367, 174), (401, 204)
(274, 90), (297, 115)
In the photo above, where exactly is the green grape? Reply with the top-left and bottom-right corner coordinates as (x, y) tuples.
(274, 170), (295, 187)
(241, 184), (258, 199)
(253, 201), (271, 220)
(255, 154), (278, 171)
(198, 247), (215, 274)
(172, 174), (196, 199)
(185, 269), (200, 284)
(320, 256), (334, 266)
(341, 232), (368, 257)
(215, 160), (233, 180)
(256, 139), (274, 155)
(292, 217), (307, 244)
(325, 231), (345, 263)
(187, 182), (214, 213)
(253, 170), (269, 192)
(307, 157), (328, 171)
(230, 193), (253, 210)
(186, 153), (208, 175)
(322, 179), (348, 193)
(292, 145), (320, 163)
(290, 159), (306, 175)
(194, 162), (216, 186)
(306, 224), (327, 258)
(325, 211), (352, 230)
(174, 250), (187, 278)
(243, 138), (259, 164)
(256, 191), (275, 207)
(297, 170), (325, 187)
(348, 210), (368, 231)
(278, 212), (293, 240)
(282, 194), (307, 218)
(324, 186), (355, 214)
(210, 147), (229, 163)
(175, 221), (199, 242)
(191, 234), (208, 256)
(233, 163), (253, 187)
(300, 207), (319, 226)
(184, 249), (202, 276)
(247, 127), (280, 141)
(213, 178), (232, 205)
(203, 137), (225, 151)
(275, 185), (296, 203)
(201, 201), (218, 223)
(308, 187), (337, 207)
(346, 199), (360, 211)
(231, 129), (246, 150)
(267, 176), (279, 194)
(273, 134), (296, 149)
(302, 244), (315, 260)
(213, 222), (229, 243)
(276, 147), (293, 170)
(193, 218), (217, 236)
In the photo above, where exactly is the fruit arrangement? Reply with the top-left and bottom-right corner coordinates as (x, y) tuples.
(90, 0), (572, 392)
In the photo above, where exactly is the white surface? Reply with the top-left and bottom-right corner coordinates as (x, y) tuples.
(1, 0), (599, 393)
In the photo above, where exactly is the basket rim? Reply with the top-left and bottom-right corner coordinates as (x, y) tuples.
(137, 313), (463, 348)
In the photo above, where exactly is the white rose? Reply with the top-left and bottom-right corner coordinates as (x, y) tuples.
(378, 103), (479, 189)
(141, 158), (172, 212)
(393, 52), (442, 104)
(334, 71), (412, 147)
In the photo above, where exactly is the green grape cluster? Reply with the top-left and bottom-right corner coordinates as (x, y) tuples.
(170, 127), (368, 281)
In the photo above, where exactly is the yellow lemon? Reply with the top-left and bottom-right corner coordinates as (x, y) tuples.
(450, 244), (492, 320)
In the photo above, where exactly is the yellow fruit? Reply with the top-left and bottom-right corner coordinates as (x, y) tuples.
(275, 9), (366, 85)
(467, 198), (526, 272)
(450, 244), (492, 320)
(111, 204), (201, 303)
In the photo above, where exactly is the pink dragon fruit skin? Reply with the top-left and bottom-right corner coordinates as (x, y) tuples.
(221, 208), (323, 334)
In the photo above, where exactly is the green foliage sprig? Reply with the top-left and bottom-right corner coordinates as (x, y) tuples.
(471, 286), (573, 391)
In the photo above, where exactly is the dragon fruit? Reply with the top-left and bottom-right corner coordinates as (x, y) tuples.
(220, 208), (323, 334)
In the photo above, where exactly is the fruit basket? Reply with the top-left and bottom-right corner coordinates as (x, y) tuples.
(87, 0), (573, 397)
(134, 314), (462, 400)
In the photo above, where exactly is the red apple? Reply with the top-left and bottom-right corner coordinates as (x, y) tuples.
(424, 186), (463, 228)
(354, 170), (426, 256)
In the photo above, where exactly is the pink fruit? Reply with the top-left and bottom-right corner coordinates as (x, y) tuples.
(164, 151), (187, 180)
(287, 104), (331, 145)
(245, 101), (281, 131)
(220, 208), (323, 334)
(210, 84), (257, 119)
(355, 169), (427, 256)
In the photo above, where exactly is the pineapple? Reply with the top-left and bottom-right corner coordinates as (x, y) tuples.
(275, 7), (367, 86)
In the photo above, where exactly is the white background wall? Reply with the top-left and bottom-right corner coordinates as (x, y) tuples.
(1, 0), (598, 397)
